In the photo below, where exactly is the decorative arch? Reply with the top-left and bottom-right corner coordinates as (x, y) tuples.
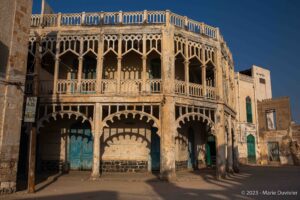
(101, 110), (161, 136)
(37, 111), (93, 134)
(176, 112), (215, 134)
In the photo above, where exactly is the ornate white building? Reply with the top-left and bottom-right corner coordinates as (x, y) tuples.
(23, 8), (238, 181)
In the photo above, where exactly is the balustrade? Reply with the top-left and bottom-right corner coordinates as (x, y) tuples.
(100, 79), (117, 94)
(175, 80), (186, 95)
(33, 78), (217, 101)
(206, 86), (216, 99)
(120, 79), (142, 94)
(189, 83), (203, 97)
(57, 79), (78, 94)
(30, 11), (219, 40)
(146, 79), (162, 93)
(80, 79), (96, 93)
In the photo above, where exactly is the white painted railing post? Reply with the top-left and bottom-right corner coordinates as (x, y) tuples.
(216, 27), (220, 41)
(100, 11), (104, 25)
(200, 22), (205, 35)
(184, 16), (188, 30)
(81, 12), (86, 25)
(165, 10), (170, 27)
(119, 11), (123, 24)
(57, 12), (62, 27)
(143, 10), (148, 23)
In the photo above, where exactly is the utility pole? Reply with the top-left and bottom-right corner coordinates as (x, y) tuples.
(26, 33), (41, 193)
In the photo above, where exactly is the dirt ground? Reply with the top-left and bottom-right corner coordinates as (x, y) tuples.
(1, 166), (300, 200)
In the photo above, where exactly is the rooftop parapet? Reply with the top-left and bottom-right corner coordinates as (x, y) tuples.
(30, 10), (233, 62)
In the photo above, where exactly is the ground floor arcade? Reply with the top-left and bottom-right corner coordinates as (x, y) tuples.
(18, 102), (237, 183)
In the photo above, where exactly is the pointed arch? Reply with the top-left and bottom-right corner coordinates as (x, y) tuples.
(176, 112), (215, 134)
(101, 110), (160, 136)
(37, 111), (93, 134)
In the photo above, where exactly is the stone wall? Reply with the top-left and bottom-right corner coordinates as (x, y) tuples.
(101, 160), (148, 173)
(0, 0), (32, 194)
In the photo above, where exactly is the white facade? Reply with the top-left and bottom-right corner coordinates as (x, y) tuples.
(235, 65), (272, 163)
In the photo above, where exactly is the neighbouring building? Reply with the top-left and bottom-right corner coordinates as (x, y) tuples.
(258, 97), (295, 165)
(235, 65), (272, 164)
(0, 0), (32, 194)
(235, 66), (300, 166)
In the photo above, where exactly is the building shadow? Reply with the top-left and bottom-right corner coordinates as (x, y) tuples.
(13, 190), (118, 200)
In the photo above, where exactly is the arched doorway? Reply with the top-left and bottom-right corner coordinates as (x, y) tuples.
(68, 121), (93, 170)
(101, 112), (160, 173)
(187, 127), (196, 169)
(247, 134), (256, 163)
(206, 135), (216, 167)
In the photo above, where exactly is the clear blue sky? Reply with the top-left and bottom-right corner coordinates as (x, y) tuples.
(32, 0), (300, 123)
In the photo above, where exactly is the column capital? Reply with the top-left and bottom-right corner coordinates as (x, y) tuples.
(117, 56), (122, 60)
(141, 55), (147, 60)
(78, 56), (84, 61)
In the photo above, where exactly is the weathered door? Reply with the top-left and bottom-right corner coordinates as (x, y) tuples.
(150, 128), (160, 171)
(268, 142), (280, 162)
(206, 135), (216, 166)
(69, 122), (93, 170)
(247, 134), (256, 163)
(188, 128), (195, 169)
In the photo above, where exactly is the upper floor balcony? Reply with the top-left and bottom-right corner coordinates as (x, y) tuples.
(24, 10), (234, 102)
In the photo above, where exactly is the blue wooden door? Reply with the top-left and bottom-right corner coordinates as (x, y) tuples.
(69, 122), (93, 170)
(150, 128), (160, 171)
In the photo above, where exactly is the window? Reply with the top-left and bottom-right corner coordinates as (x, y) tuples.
(266, 110), (276, 130)
(259, 78), (266, 84)
(246, 97), (253, 123)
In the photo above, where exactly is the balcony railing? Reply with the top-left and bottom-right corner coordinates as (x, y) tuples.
(81, 79), (96, 93)
(30, 10), (218, 39)
(175, 80), (186, 95)
(120, 79), (142, 94)
(57, 79), (78, 94)
(189, 82), (203, 98)
(174, 80), (216, 99)
(26, 79), (216, 100)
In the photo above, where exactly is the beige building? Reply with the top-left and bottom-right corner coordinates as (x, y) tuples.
(235, 65), (272, 164)
(17, 1), (241, 184)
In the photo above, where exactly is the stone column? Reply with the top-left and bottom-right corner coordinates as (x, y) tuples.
(91, 103), (102, 179)
(227, 115), (233, 173)
(77, 56), (83, 93)
(53, 39), (60, 94)
(184, 38), (189, 96)
(215, 106), (227, 179)
(117, 34), (122, 93)
(184, 61), (189, 96)
(96, 34), (104, 93)
(202, 65), (206, 97)
(160, 25), (176, 181)
(142, 33), (147, 92)
(160, 97), (176, 181)
(77, 37), (84, 93)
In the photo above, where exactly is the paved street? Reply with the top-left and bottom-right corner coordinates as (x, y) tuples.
(2, 166), (300, 200)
